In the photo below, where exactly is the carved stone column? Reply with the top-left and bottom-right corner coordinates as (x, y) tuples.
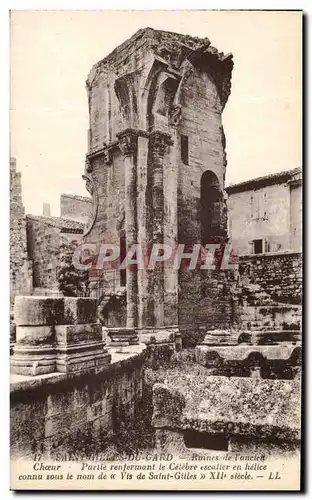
(163, 124), (179, 327)
(117, 129), (139, 329)
(149, 131), (173, 327)
(136, 135), (150, 330)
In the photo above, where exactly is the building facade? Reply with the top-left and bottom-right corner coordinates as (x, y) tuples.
(60, 193), (92, 224)
(226, 168), (302, 256)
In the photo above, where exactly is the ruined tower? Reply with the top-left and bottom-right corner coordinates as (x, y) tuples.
(10, 157), (33, 307)
(83, 28), (233, 340)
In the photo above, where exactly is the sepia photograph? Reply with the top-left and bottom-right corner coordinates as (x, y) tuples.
(9, 9), (302, 491)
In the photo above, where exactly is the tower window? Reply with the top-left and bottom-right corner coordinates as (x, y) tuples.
(181, 135), (189, 165)
(253, 239), (263, 254)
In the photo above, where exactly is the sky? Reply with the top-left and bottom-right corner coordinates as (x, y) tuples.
(10, 10), (302, 216)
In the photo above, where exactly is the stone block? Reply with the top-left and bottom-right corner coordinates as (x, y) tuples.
(107, 327), (139, 346)
(14, 296), (65, 326)
(55, 323), (102, 345)
(56, 342), (111, 373)
(16, 325), (55, 345)
(202, 329), (241, 346)
(63, 297), (97, 325)
(195, 344), (301, 379)
(10, 344), (56, 376)
(152, 375), (300, 443)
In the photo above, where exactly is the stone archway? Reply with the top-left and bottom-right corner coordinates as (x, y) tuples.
(200, 170), (222, 244)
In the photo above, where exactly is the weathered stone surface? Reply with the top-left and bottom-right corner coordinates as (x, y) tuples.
(107, 327), (139, 346)
(195, 344), (301, 379)
(141, 329), (177, 345)
(152, 375), (301, 443)
(15, 325), (55, 345)
(14, 296), (65, 326)
(10, 158), (33, 306)
(84, 28), (233, 337)
(63, 297), (97, 325)
(10, 344), (146, 458)
(10, 344), (56, 376)
(202, 329), (241, 346)
(10, 323), (16, 344)
(56, 342), (111, 373)
(55, 323), (102, 345)
(195, 344), (301, 362)
(155, 428), (300, 458)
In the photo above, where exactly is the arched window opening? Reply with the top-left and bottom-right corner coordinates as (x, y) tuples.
(200, 170), (222, 245)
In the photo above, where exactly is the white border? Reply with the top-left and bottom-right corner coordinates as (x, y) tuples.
(1, 2), (309, 498)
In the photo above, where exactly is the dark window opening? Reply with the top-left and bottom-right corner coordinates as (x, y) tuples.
(200, 170), (221, 245)
(184, 430), (229, 451)
(181, 135), (189, 165)
(120, 231), (127, 286)
(253, 239), (263, 254)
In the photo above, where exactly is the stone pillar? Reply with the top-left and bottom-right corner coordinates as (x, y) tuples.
(117, 129), (139, 329)
(136, 135), (150, 330)
(10, 296), (111, 376)
(163, 126), (179, 326)
(149, 131), (173, 327)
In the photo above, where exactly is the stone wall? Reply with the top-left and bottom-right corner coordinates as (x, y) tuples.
(237, 251), (302, 333)
(11, 346), (146, 459)
(177, 68), (227, 245)
(10, 158), (33, 306)
(239, 251), (302, 305)
(60, 194), (92, 224)
(178, 268), (238, 346)
(26, 216), (84, 291)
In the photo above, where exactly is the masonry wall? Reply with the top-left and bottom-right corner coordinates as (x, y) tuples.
(227, 181), (302, 255)
(85, 151), (125, 293)
(60, 195), (92, 224)
(177, 68), (226, 245)
(10, 158), (33, 306)
(178, 267), (238, 346)
(10, 351), (145, 459)
(26, 219), (81, 290)
(176, 69), (229, 339)
(239, 251), (302, 305)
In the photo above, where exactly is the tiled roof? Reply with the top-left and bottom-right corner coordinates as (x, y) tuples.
(26, 215), (84, 232)
(61, 193), (92, 203)
(225, 168), (302, 194)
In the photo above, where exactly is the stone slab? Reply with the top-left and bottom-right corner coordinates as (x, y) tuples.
(152, 375), (301, 442)
(63, 297), (97, 325)
(56, 350), (111, 373)
(202, 329), (242, 346)
(16, 325), (55, 345)
(14, 296), (65, 326)
(140, 329), (178, 345)
(11, 344), (56, 376)
(195, 344), (302, 363)
(108, 327), (139, 345)
(55, 323), (102, 345)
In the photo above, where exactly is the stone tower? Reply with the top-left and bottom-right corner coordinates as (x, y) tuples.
(10, 158), (33, 307)
(83, 28), (233, 340)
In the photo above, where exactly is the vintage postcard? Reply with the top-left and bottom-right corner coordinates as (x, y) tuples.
(10, 9), (302, 491)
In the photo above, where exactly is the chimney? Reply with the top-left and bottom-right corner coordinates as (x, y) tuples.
(43, 203), (51, 216)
